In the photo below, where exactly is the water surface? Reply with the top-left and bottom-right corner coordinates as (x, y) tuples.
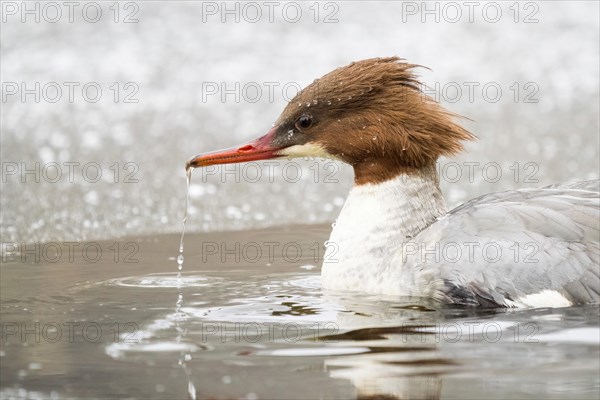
(2, 226), (598, 399)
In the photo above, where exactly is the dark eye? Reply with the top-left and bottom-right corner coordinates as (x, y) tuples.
(295, 115), (313, 130)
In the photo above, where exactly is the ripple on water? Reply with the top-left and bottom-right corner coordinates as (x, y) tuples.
(254, 347), (370, 357)
(536, 327), (600, 345)
(284, 275), (322, 290)
(177, 274), (341, 324)
(106, 272), (223, 288)
(106, 341), (205, 361)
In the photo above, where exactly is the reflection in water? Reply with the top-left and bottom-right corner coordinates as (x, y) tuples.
(271, 301), (320, 317)
(103, 271), (468, 399)
(98, 267), (600, 399)
(175, 273), (196, 400)
(104, 270), (458, 398)
(319, 325), (452, 400)
(317, 325), (436, 342)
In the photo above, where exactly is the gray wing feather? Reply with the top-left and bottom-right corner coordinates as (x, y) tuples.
(409, 179), (600, 306)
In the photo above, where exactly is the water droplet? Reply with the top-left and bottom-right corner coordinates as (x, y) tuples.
(348, 96), (352, 100)
(305, 102), (311, 107)
(177, 255), (184, 265)
(297, 102), (302, 107)
(326, 100), (331, 105)
(312, 99), (318, 105)
(372, 136), (377, 140)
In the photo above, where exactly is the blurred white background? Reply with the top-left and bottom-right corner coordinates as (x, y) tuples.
(2, 0), (599, 243)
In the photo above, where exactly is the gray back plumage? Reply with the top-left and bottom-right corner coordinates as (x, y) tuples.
(408, 180), (600, 307)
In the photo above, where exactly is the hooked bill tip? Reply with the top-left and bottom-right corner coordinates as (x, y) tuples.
(185, 157), (198, 170)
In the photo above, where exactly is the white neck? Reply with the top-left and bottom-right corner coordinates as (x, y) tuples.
(321, 167), (447, 295)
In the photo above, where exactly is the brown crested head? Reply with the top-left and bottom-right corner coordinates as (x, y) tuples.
(187, 57), (475, 185)
(271, 57), (475, 185)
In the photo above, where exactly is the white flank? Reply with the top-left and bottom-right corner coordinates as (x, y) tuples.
(514, 290), (573, 308)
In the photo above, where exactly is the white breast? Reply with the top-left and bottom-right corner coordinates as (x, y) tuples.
(321, 171), (447, 296)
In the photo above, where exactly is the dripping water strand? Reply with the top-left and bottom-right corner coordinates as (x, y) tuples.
(177, 161), (196, 400)
(178, 167), (193, 270)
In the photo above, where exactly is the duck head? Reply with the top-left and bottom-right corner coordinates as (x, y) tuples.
(187, 57), (475, 185)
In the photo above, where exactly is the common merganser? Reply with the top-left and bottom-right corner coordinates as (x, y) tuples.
(187, 57), (600, 308)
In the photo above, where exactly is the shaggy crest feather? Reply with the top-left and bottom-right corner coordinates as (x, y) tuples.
(275, 57), (476, 184)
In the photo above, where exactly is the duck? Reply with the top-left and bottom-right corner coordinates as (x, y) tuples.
(187, 57), (599, 308)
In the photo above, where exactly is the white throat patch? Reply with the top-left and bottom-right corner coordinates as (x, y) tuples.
(278, 142), (337, 160)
